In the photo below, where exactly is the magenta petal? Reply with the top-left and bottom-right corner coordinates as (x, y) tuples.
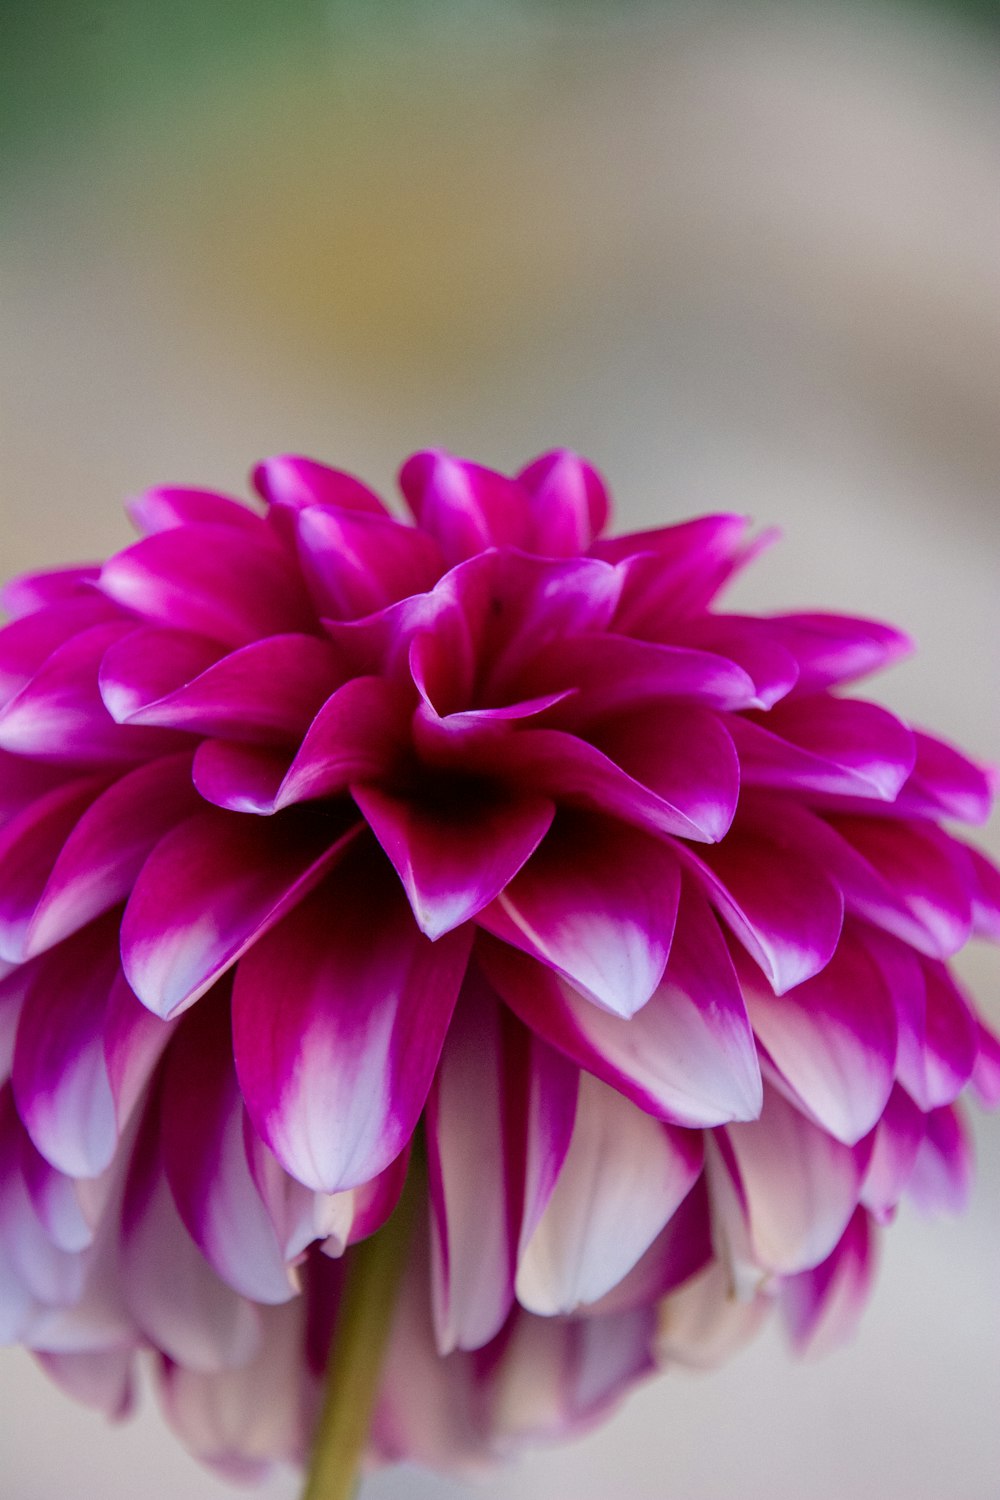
(724, 1087), (864, 1274)
(0, 621), (184, 765)
(598, 514), (761, 622)
(0, 595), (124, 709)
(860, 1084), (923, 1219)
(126, 486), (264, 536)
(97, 627), (222, 722)
(650, 614), (800, 708)
(967, 844), (1000, 940)
(275, 676), (409, 810)
(122, 808), (363, 1018)
(20, 1132), (93, 1254)
(906, 1104), (972, 1215)
(12, 920), (120, 1177)
(161, 997), (295, 1305)
(0, 776), (108, 962)
(0, 752), (72, 826)
(0, 1092), (86, 1312)
(831, 815), (974, 959)
(516, 1070), (702, 1315)
(897, 729), (994, 825)
(233, 843), (472, 1192)
(296, 505), (444, 619)
(732, 696), (916, 802)
(353, 783), (555, 940)
(1, 565), (101, 619)
(425, 973), (519, 1353)
(103, 631), (340, 745)
(253, 454), (388, 518)
(26, 752), (200, 957)
(971, 1021), (1000, 1110)
(98, 525), (313, 646)
(687, 824), (844, 994)
(103, 970), (178, 1128)
(517, 450), (610, 555)
(763, 611), (914, 692)
(744, 929), (897, 1145)
(193, 742), (291, 815)
(478, 813), (680, 1018)
(481, 882), (761, 1127)
(780, 1205), (876, 1357)
(399, 450), (530, 564)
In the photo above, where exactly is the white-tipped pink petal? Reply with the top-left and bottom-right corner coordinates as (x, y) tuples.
(743, 928), (897, 1145)
(98, 525), (313, 647)
(125, 485), (263, 536)
(353, 782), (555, 940)
(481, 881), (761, 1128)
(780, 1205), (876, 1358)
(121, 807), (362, 1019)
(233, 843), (472, 1192)
(732, 696), (915, 802)
(296, 505), (444, 619)
(516, 1071), (702, 1315)
(161, 997), (296, 1305)
(399, 450), (530, 564)
(12, 921), (120, 1178)
(253, 454), (388, 519)
(478, 813), (680, 1017)
(0, 775), (108, 962)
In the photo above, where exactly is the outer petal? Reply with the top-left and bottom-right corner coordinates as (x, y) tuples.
(517, 450), (609, 556)
(121, 807), (363, 1018)
(686, 823), (844, 994)
(353, 782), (555, 940)
(831, 815), (974, 959)
(399, 450), (530, 564)
(896, 729), (994, 825)
(481, 881), (761, 1127)
(25, 752), (200, 958)
(101, 631), (340, 743)
(743, 927), (897, 1145)
(731, 696), (915, 802)
(723, 1087), (865, 1275)
(0, 595), (124, 708)
(233, 841), (472, 1192)
(253, 454), (387, 519)
(295, 505), (444, 619)
(12, 919), (120, 1178)
(125, 485), (263, 536)
(478, 812), (681, 1018)
(516, 1071), (702, 1315)
(0, 775), (109, 962)
(98, 525), (313, 647)
(161, 996), (295, 1305)
(780, 1205), (877, 1358)
(759, 611), (914, 692)
(906, 1104), (972, 1215)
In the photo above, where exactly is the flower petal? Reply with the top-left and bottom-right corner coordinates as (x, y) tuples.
(353, 782), (555, 940)
(516, 1071), (702, 1315)
(478, 812), (681, 1018)
(518, 450), (609, 555)
(121, 807), (363, 1018)
(732, 696), (916, 802)
(0, 775), (109, 962)
(780, 1205), (876, 1358)
(233, 841), (472, 1192)
(481, 881), (761, 1127)
(399, 450), (530, 564)
(126, 485), (264, 536)
(296, 505), (444, 619)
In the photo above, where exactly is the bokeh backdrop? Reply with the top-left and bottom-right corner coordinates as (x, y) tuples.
(1, 3), (998, 1497)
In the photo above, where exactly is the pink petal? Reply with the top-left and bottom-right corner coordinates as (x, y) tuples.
(0, 775), (109, 962)
(295, 505), (444, 619)
(478, 812), (681, 1018)
(897, 729), (994, 825)
(12, 918), (120, 1177)
(686, 822), (844, 994)
(780, 1205), (877, 1357)
(98, 525), (313, 647)
(0, 595), (124, 709)
(233, 842), (472, 1192)
(36, 1349), (136, 1421)
(743, 927), (897, 1145)
(517, 450), (609, 555)
(516, 1070), (702, 1315)
(25, 752), (200, 958)
(399, 450), (530, 564)
(970, 1021), (1000, 1110)
(274, 676), (409, 810)
(353, 782), (555, 940)
(481, 881), (761, 1128)
(649, 613), (800, 708)
(103, 969), (178, 1128)
(126, 485), (264, 536)
(0, 621), (184, 765)
(860, 1084), (923, 1219)
(121, 807), (363, 1018)
(161, 996), (296, 1304)
(724, 1087), (864, 1274)
(598, 514), (762, 622)
(253, 454), (387, 519)
(967, 844), (1000, 939)
(1, 565), (101, 619)
(101, 630), (340, 744)
(732, 696), (916, 802)
(906, 1104), (972, 1215)
(831, 815), (974, 959)
(761, 611), (914, 692)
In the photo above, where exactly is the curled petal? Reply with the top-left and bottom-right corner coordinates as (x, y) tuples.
(296, 505), (444, 619)
(780, 1206), (877, 1358)
(517, 450), (609, 555)
(253, 454), (387, 519)
(732, 696), (915, 802)
(399, 450), (530, 564)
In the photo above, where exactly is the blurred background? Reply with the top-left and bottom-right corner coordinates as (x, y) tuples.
(1, 2), (998, 1496)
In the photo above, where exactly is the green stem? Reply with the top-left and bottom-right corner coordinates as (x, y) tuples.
(301, 1167), (416, 1500)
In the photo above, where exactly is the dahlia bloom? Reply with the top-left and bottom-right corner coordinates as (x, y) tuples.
(0, 449), (997, 1486)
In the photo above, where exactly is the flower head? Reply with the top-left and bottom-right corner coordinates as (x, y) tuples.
(0, 449), (997, 1479)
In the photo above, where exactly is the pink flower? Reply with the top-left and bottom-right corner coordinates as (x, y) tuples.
(0, 448), (996, 1481)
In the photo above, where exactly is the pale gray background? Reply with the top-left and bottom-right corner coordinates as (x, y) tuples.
(1, 5), (998, 1497)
